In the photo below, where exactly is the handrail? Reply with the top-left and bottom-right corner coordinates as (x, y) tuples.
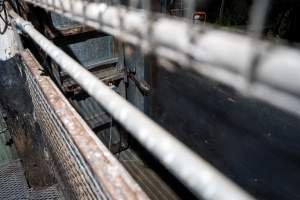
(9, 10), (253, 200)
(20, 0), (300, 117)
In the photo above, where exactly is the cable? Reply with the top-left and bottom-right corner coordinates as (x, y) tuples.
(0, 0), (9, 35)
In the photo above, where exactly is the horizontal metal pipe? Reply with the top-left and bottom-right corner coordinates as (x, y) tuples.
(23, 0), (300, 117)
(11, 12), (253, 200)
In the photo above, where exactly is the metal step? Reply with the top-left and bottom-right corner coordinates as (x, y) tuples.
(0, 159), (63, 200)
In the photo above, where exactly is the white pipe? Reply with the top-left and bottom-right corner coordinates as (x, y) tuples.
(11, 12), (253, 200)
(23, 0), (300, 116)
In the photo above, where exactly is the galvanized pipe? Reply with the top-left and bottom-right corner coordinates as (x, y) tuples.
(11, 12), (253, 200)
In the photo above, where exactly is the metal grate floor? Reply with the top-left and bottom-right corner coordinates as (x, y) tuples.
(0, 159), (63, 200)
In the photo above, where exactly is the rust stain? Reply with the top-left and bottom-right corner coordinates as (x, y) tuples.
(20, 49), (149, 200)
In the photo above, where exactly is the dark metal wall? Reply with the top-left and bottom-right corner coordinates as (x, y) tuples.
(148, 66), (300, 200)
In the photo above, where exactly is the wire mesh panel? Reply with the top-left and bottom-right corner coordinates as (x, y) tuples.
(0, 160), (28, 199)
(0, 159), (62, 199)
(28, 186), (63, 200)
(24, 52), (106, 200)
(20, 50), (148, 200)
(9, 0), (300, 200)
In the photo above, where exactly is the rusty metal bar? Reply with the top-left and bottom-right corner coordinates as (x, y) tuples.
(21, 49), (149, 200)
(11, 11), (253, 200)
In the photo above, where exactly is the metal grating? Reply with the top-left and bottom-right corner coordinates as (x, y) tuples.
(28, 186), (62, 200)
(23, 53), (107, 199)
(0, 159), (62, 200)
(8, 1), (300, 200)
(20, 50), (149, 200)
(11, 10), (253, 200)
(0, 160), (28, 199)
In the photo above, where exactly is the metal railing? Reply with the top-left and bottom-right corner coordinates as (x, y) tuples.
(19, 0), (300, 117)
(8, 0), (300, 199)
(9, 7), (253, 200)
(21, 49), (149, 200)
